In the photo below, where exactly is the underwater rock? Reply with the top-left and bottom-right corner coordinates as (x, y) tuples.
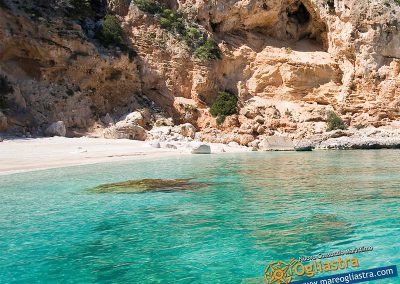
(89, 178), (207, 193)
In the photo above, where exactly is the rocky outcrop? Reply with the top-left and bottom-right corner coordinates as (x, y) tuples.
(45, 121), (67, 137)
(314, 127), (400, 149)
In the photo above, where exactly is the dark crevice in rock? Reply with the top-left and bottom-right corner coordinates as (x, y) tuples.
(287, 3), (310, 25)
(285, 1), (327, 49)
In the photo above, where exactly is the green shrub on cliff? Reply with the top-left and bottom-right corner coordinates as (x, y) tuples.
(95, 14), (137, 62)
(194, 39), (222, 60)
(326, 111), (347, 131)
(133, 0), (163, 14)
(158, 10), (221, 60)
(159, 9), (185, 34)
(210, 91), (238, 121)
(134, 1), (222, 61)
(0, 75), (13, 109)
(96, 15), (124, 46)
(184, 27), (204, 48)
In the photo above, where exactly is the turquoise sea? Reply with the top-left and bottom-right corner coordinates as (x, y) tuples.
(0, 151), (399, 283)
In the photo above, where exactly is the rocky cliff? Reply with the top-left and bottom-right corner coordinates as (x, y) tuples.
(0, 0), (399, 146)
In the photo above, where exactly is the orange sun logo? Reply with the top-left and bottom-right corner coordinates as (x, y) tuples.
(264, 259), (298, 284)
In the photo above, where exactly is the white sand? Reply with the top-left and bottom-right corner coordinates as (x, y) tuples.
(0, 137), (250, 175)
(0, 137), (183, 175)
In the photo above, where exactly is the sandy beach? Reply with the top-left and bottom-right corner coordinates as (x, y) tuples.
(0, 137), (180, 175)
(0, 137), (250, 175)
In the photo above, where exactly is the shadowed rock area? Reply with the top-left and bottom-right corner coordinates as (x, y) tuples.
(89, 178), (208, 193)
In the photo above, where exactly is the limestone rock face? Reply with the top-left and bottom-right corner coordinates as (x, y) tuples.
(45, 121), (66, 137)
(0, 4), (142, 136)
(0, 0), (399, 142)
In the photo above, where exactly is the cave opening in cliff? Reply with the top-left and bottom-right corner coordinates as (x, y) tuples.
(284, 0), (328, 51)
(208, 0), (328, 51)
(287, 3), (310, 26)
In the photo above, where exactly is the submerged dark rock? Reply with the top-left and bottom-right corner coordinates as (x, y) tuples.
(89, 178), (207, 193)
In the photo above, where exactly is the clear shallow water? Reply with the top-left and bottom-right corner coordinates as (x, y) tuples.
(0, 151), (399, 283)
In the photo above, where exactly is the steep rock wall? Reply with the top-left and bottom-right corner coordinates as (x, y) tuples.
(0, 0), (399, 143)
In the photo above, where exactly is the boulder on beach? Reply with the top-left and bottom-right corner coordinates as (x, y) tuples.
(147, 140), (161, 148)
(191, 144), (211, 154)
(259, 136), (294, 151)
(228, 141), (240, 147)
(45, 121), (66, 137)
(165, 143), (178, 149)
(103, 124), (147, 140)
(179, 123), (196, 139)
(103, 111), (148, 141)
(122, 111), (145, 127)
(211, 144), (226, 153)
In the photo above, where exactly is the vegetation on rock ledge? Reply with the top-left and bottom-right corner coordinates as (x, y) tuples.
(210, 91), (238, 124)
(133, 0), (163, 14)
(96, 15), (125, 46)
(95, 14), (137, 61)
(194, 39), (222, 60)
(326, 111), (347, 131)
(133, 0), (222, 61)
